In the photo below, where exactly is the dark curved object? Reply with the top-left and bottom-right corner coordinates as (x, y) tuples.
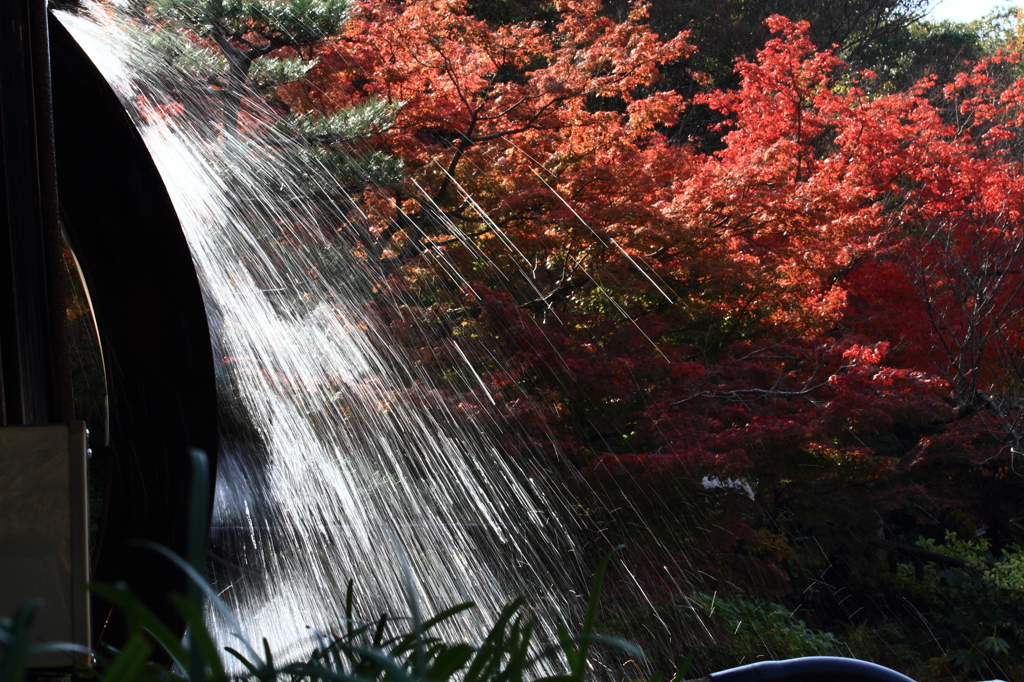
(706, 657), (915, 682)
(48, 14), (218, 646)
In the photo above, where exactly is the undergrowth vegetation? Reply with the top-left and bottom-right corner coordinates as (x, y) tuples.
(0, 452), (651, 682)
(0, 556), (650, 682)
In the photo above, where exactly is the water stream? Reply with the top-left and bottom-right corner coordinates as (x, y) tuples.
(60, 8), (587, 665)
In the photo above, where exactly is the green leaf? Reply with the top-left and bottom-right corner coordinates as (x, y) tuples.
(420, 602), (475, 634)
(274, 662), (367, 682)
(0, 601), (39, 682)
(676, 652), (695, 680)
(428, 643), (474, 679)
(99, 634), (154, 682)
(576, 634), (642, 660)
(556, 623), (576, 672)
(348, 646), (414, 682)
(88, 583), (189, 672)
(345, 579), (356, 642)
(170, 596), (226, 682)
(133, 541), (263, 666)
(978, 635), (1010, 655)
(224, 646), (262, 676)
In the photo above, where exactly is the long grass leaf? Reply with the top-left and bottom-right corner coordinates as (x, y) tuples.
(576, 635), (642, 659)
(349, 646), (414, 682)
(429, 643), (473, 679)
(676, 652), (694, 680)
(224, 647), (261, 675)
(0, 601), (39, 682)
(419, 603), (475, 634)
(134, 541), (263, 665)
(171, 596), (226, 682)
(88, 583), (189, 671)
(187, 449), (210, 603)
(372, 615), (387, 648)
(573, 551), (615, 680)
(345, 580), (356, 642)
(277, 662), (373, 682)
(100, 633), (153, 682)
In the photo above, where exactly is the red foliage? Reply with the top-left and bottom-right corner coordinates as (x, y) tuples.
(270, 5), (1024, 595)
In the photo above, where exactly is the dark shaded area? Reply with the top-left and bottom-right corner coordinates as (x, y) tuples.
(48, 14), (218, 648)
(609, 0), (929, 80)
(0, 0), (65, 426)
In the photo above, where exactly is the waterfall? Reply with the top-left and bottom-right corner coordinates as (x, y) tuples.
(58, 8), (587, 665)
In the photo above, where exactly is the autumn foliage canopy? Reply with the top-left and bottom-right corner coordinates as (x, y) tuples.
(270, 5), (1024, 468)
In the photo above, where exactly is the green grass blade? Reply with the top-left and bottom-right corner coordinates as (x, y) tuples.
(134, 541), (263, 666)
(462, 642), (498, 682)
(263, 637), (274, 672)
(419, 603), (475, 634)
(464, 598), (525, 682)
(1, 601), (39, 682)
(187, 449), (210, 606)
(27, 642), (92, 659)
(349, 646), (414, 682)
(555, 623), (576, 673)
(512, 621), (537, 682)
(576, 634), (642, 659)
(573, 551), (615, 680)
(676, 652), (694, 681)
(170, 596), (226, 682)
(88, 583), (188, 672)
(372, 615), (387, 648)
(224, 646), (261, 675)
(345, 580), (356, 643)
(428, 643), (473, 680)
(99, 633), (153, 682)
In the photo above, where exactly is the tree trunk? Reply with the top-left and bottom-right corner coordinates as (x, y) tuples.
(221, 52), (251, 138)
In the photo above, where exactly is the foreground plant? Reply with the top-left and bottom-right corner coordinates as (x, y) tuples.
(1, 451), (639, 682)
(81, 559), (633, 682)
(0, 602), (91, 682)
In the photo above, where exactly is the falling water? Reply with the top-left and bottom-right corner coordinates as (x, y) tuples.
(59, 7), (589, 664)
